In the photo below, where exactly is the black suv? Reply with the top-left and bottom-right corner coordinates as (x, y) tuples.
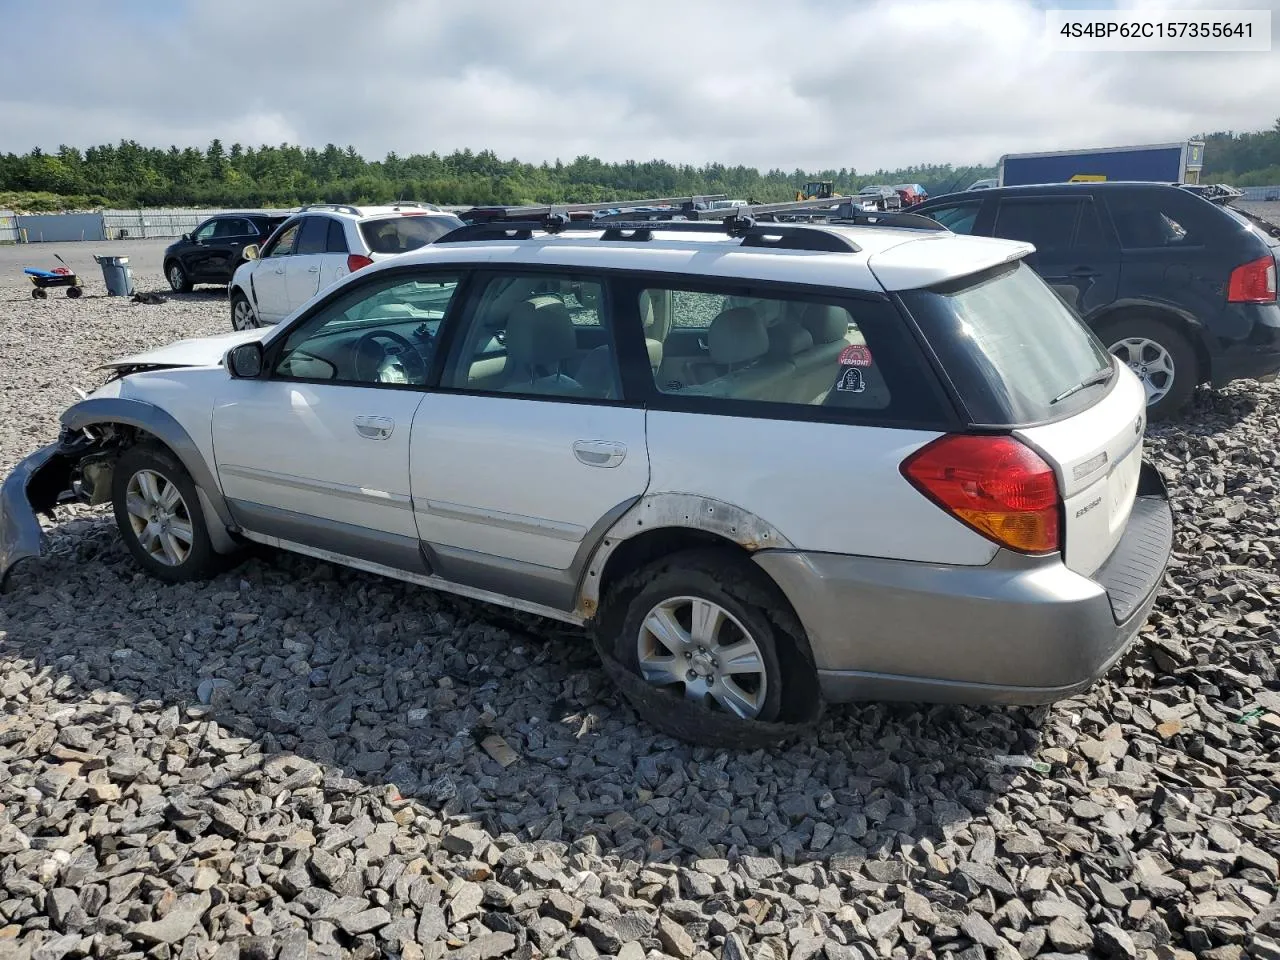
(913, 183), (1280, 418)
(162, 213), (288, 292)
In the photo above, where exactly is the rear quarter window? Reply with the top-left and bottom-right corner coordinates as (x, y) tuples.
(901, 260), (1114, 425)
(1103, 188), (1223, 249)
(360, 215), (466, 254)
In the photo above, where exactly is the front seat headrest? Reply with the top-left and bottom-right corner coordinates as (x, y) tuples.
(505, 296), (577, 369)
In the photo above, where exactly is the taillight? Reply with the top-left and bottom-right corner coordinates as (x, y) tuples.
(1227, 255), (1277, 303)
(347, 254), (374, 272)
(902, 435), (1061, 554)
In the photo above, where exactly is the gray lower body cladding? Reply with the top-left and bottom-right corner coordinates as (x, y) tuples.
(0, 442), (69, 587)
(755, 460), (1173, 706)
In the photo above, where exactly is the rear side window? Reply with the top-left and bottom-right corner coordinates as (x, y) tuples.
(360, 215), (466, 254)
(636, 283), (947, 423)
(993, 200), (1081, 251)
(901, 261), (1113, 424)
(326, 219), (349, 253)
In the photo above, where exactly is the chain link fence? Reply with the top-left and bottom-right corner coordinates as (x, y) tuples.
(101, 208), (293, 240)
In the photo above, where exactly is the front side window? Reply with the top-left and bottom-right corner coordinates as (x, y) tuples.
(644, 285), (913, 415)
(273, 274), (461, 385)
(443, 274), (616, 399)
(264, 220), (300, 258)
(193, 220), (218, 242)
(922, 202), (981, 235)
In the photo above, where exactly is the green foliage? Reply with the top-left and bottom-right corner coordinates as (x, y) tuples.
(3, 121), (1277, 211)
(0, 139), (997, 210)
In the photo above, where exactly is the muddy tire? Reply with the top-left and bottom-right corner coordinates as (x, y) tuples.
(598, 549), (821, 748)
(1098, 316), (1198, 421)
(111, 445), (224, 584)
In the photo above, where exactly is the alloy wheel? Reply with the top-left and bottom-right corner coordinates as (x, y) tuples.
(1109, 336), (1175, 406)
(232, 299), (256, 330)
(124, 469), (194, 566)
(168, 264), (185, 291)
(635, 595), (769, 719)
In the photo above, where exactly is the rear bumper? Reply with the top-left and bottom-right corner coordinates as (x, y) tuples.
(754, 461), (1173, 706)
(1208, 301), (1280, 387)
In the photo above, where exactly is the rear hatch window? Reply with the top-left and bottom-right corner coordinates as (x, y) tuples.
(360, 214), (465, 254)
(901, 260), (1114, 425)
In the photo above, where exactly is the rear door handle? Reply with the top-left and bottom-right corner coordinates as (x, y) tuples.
(573, 440), (626, 468)
(1068, 267), (1101, 277)
(354, 415), (394, 440)
(273, 267), (285, 275)
(308, 266), (321, 273)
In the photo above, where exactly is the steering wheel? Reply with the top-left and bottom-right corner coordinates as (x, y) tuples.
(352, 329), (429, 384)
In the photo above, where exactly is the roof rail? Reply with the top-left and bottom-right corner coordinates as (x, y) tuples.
(299, 203), (362, 216)
(769, 205), (948, 231)
(387, 200), (443, 211)
(436, 214), (862, 253)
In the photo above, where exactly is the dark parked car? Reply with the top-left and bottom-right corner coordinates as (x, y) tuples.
(162, 213), (288, 292)
(913, 182), (1280, 418)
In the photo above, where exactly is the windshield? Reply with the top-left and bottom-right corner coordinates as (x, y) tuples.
(901, 261), (1114, 424)
(360, 214), (465, 254)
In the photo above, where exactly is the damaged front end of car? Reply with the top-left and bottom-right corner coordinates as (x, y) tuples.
(0, 417), (141, 588)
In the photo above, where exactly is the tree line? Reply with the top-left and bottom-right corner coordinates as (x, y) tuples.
(2, 119), (1278, 212)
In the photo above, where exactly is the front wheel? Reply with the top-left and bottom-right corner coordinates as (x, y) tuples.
(230, 290), (258, 330)
(1098, 317), (1198, 421)
(603, 550), (818, 744)
(111, 445), (224, 583)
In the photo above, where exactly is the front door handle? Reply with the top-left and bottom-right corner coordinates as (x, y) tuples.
(274, 267), (286, 275)
(573, 439), (626, 468)
(354, 415), (394, 440)
(308, 266), (321, 273)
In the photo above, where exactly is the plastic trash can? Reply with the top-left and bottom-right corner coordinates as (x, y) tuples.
(94, 255), (135, 297)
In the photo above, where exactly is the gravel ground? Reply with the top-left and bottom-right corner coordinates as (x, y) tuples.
(1, 265), (1279, 960)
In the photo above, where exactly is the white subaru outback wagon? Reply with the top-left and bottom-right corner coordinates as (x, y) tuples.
(0, 203), (1173, 744)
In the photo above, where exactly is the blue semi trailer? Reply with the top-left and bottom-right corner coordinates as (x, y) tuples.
(998, 140), (1205, 187)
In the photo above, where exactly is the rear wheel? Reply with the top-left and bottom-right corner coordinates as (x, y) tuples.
(603, 550), (818, 743)
(1098, 316), (1198, 420)
(66, 286), (82, 299)
(111, 445), (223, 583)
(166, 260), (192, 293)
(231, 290), (257, 330)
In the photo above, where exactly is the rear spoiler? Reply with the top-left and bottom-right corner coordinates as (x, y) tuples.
(1179, 182), (1244, 206)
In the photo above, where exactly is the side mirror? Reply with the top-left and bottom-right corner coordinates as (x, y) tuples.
(227, 342), (264, 379)
(181, 233), (191, 242)
(242, 244), (261, 261)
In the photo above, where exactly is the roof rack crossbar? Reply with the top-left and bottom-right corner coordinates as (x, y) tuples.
(762, 204), (947, 231)
(460, 195), (729, 224)
(387, 200), (443, 211)
(437, 217), (862, 253)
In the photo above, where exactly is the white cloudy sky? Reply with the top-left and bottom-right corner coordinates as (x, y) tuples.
(0, 0), (1276, 172)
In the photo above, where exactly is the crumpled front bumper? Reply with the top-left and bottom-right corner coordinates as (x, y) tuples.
(0, 443), (70, 588)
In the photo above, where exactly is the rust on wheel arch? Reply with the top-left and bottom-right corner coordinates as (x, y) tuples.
(575, 493), (793, 617)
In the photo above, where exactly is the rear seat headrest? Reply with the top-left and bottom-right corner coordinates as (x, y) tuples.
(708, 307), (769, 365)
(801, 304), (849, 345)
(506, 296), (576, 367)
(768, 322), (814, 358)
